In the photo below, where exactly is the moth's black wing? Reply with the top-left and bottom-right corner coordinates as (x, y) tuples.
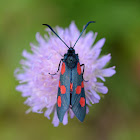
(71, 62), (86, 122)
(56, 62), (70, 122)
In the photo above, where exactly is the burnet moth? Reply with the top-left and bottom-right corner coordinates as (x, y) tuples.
(43, 21), (95, 122)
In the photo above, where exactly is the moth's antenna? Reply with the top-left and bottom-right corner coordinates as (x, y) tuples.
(43, 24), (70, 49)
(73, 21), (95, 48)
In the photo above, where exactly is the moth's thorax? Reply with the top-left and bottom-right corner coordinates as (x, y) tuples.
(64, 47), (79, 69)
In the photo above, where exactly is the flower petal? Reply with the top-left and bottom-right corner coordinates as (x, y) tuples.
(96, 54), (111, 69)
(95, 83), (108, 94)
(62, 111), (68, 125)
(36, 32), (46, 45)
(93, 38), (106, 50)
(69, 109), (75, 118)
(52, 109), (59, 127)
(100, 66), (116, 77)
(44, 106), (54, 119)
(69, 21), (80, 44)
(86, 106), (89, 114)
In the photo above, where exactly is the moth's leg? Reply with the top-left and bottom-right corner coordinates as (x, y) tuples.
(49, 59), (63, 75)
(80, 64), (88, 82)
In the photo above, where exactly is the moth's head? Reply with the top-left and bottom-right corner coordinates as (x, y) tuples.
(67, 47), (75, 55)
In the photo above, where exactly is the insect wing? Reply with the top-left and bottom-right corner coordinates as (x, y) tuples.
(71, 62), (86, 122)
(57, 62), (70, 122)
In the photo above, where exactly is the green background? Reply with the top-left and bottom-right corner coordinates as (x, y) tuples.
(0, 0), (140, 140)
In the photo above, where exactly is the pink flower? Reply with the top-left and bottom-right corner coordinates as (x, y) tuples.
(15, 21), (116, 127)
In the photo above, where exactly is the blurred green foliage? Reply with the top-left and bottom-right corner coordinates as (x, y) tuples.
(0, 0), (140, 140)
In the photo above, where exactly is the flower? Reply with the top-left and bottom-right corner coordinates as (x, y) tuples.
(15, 21), (116, 127)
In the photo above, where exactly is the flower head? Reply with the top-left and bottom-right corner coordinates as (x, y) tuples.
(15, 21), (116, 126)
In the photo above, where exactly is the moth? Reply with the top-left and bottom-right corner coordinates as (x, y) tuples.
(43, 21), (95, 122)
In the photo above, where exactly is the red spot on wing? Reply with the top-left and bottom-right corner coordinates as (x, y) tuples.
(81, 81), (84, 88)
(76, 86), (81, 94)
(61, 85), (66, 94)
(61, 62), (65, 75)
(59, 80), (61, 88)
(57, 96), (61, 107)
(70, 83), (73, 92)
(77, 62), (81, 75)
(80, 97), (85, 107)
